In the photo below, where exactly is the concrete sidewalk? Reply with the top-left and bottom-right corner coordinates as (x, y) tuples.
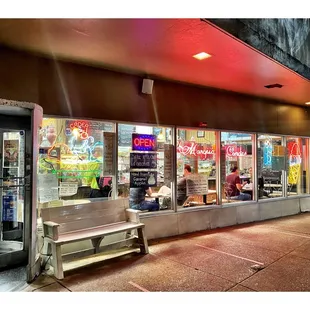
(25, 212), (310, 292)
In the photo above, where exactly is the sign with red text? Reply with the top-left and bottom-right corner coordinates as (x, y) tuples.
(67, 120), (89, 140)
(177, 141), (215, 160)
(224, 145), (247, 157)
(132, 134), (157, 152)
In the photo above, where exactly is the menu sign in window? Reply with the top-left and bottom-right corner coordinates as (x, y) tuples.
(164, 144), (174, 185)
(130, 171), (158, 188)
(220, 147), (226, 183)
(59, 182), (78, 197)
(186, 174), (208, 196)
(118, 124), (135, 146)
(38, 173), (59, 203)
(130, 152), (157, 169)
(103, 132), (115, 175)
(257, 148), (262, 177)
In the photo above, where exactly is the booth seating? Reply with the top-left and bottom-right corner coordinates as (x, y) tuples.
(41, 199), (148, 279)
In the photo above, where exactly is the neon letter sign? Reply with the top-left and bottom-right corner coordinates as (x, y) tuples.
(225, 145), (247, 157)
(69, 121), (89, 140)
(132, 134), (157, 151)
(177, 141), (215, 160)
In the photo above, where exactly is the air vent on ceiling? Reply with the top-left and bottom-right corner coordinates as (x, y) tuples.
(264, 83), (283, 89)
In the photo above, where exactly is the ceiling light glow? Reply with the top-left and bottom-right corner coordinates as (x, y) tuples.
(193, 52), (212, 60)
(305, 102), (310, 105)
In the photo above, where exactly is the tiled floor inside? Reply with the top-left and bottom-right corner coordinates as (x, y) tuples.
(0, 266), (28, 292)
(8, 212), (310, 292)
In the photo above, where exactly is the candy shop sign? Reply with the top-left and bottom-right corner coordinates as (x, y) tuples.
(177, 142), (215, 160)
(69, 120), (89, 140)
(225, 145), (247, 157)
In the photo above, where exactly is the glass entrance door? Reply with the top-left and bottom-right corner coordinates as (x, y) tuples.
(0, 129), (27, 269)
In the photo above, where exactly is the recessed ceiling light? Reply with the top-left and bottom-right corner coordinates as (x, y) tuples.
(193, 52), (212, 60)
(305, 102), (310, 105)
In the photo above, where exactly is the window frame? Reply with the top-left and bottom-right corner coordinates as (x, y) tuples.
(41, 115), (310, 215)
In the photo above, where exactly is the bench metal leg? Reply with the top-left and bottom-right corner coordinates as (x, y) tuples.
(137, 227), (149, 254)
(42, 239), (52, 269)
(91, 237), (104, 254)
(51, 243), (64, 280)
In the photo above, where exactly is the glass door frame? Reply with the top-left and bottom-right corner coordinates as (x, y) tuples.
(0, 126), (30, 270)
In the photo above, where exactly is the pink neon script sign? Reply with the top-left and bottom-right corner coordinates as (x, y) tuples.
(225, 145), (247, 157)
(177, 142), (215, 160)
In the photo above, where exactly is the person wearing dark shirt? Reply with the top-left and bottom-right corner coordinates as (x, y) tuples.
(225, 166), (251, 201)
(177, 164), (192, 206)
(129, 186), (160, 211)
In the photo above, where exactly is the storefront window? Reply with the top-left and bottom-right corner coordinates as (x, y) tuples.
(176, 128), (217, 208)
(257, 135), (284, 199)
(286, 137), (309, 196)
(118, 124), (173, 212)
(221, 132), (254, 203)
(38, 118), (115, 211)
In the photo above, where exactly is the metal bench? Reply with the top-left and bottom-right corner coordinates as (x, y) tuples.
(41, 198), (148, 279)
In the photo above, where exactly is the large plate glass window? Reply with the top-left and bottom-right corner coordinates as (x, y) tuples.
(257, 134), (284, 199)
(286, 136), (309, 196)
(221, 132), (254, 203)
(37, 118), (116, 212)
(176, 128), (217, 208)
(118, 124), (173, 212)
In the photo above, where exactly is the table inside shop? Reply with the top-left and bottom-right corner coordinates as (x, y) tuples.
(241, 184), (253, 199)
(146, 192), (170, 204)
(240, 175), (251, 183)
(185, 189), (217, 207)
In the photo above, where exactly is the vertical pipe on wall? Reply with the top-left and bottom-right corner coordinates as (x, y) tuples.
(283, 136), (288, 198)
(27, 105), (43, 283)
(253, 133), (258, 201)
(172, 127), (177, 212)
(113, 123), (118, 200)
(215, 131), (222, 204)
(306, 139), (310, 194)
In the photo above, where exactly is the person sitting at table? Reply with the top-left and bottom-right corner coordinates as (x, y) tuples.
(129, 186), (160, 212)
(226, 166), (251, 201)
(90, 175), (112, 198)
(177, 164), (192, 206)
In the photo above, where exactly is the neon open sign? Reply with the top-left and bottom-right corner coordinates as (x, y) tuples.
(132, 134), (157, 151)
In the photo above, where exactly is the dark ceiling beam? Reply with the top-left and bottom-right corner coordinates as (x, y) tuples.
(203, 18), (310, 81)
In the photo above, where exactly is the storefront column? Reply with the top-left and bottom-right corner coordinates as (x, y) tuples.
(215, 131), (222, 205)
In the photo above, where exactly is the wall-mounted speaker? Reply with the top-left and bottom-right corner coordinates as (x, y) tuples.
(142, 78), (154, 95)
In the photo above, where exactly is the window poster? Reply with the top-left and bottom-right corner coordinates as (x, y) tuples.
(3, 140), (19, 167)
(2, 195), (17, 222)
(103, 132), (115, 175)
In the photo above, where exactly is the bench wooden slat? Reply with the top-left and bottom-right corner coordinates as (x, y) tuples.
(41, 199), (128, 223)
(58, 213), (129, 234)
(44, 207), (126, 225)
(48, 222), (144, 245)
